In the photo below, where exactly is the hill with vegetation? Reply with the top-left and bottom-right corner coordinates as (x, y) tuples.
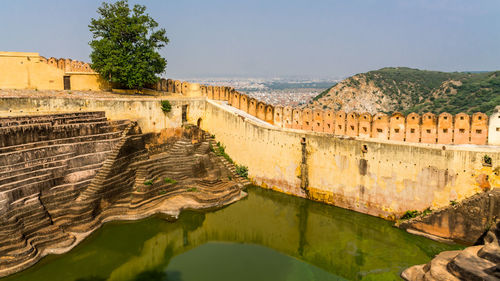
(307, 67), (500, 115)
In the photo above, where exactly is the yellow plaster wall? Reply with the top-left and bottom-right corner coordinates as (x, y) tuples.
(1, 96), (498, 218)
(0, 52), (109, 91)
(0, 96), (205, 134)
(0, 52), (64, 90)
(67, 73), (110, 91)
(201, 100), (500, 218)
(489, 107), (500, 145)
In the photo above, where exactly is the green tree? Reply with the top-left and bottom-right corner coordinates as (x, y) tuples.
(89, 0), (169, 89)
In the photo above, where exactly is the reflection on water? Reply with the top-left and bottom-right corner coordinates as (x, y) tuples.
(3, 186), (463, 281)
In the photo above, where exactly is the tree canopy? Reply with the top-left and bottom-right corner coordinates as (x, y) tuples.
(89, 0), (169, 89)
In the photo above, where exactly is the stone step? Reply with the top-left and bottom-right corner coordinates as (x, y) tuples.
(0, 138), (120, 167)
(0, 131), (122, 155)
(0, 173), (53, 192)
(0, 152), (75, 175)
(0, 121), (115, 148)
(0, 164), (65, 185)
(0, 111), (104, 120)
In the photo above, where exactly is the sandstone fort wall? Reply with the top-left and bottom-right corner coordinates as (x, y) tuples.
(195, 84), (496, 145)
(201, 100), (500, 218)
(0, 52), (107, 91)
(0, 95), (499, 219)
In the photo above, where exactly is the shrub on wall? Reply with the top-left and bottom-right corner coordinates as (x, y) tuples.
(235, 165), (248, 179)
(160, 100), (172, 113)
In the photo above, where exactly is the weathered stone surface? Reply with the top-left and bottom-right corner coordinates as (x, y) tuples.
(398, 189), (500, 244)
(402, 220), (500, 281)
(0, 112), (247, 278)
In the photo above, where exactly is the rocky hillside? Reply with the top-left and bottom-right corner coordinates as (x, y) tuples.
(307, 67), (500, 115)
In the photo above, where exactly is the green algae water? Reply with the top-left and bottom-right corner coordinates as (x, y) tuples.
(3, 186), (463, 281)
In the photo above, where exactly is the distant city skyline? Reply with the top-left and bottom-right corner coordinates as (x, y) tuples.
(1, 0), (499, 79)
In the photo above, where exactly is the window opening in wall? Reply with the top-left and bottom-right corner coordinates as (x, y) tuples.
(410, 128), (415, 133)
(444, 116), (447, 120)
(394, 129), (400, 133)
(459, 129), (465, 133)
(327, 124), (331, 128)
(377, 128), (383, 133)
(63, 76), (71, 90)
(443, 129), (448, 133)
(476, 130), (482, 134)
(317, 123), (320, 127)
(182, 105), (188, 123)
(426, 129), (431, 133)
(478, 117), (482, 120)
(460, 116), (464, 120)
(350, 126), (354, 130)
(362, 127), (367, 132)
(496, 127), (500, 132)
(338, 125), (342, 129)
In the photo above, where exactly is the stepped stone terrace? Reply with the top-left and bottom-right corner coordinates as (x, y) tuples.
(0, 111), (247, 277)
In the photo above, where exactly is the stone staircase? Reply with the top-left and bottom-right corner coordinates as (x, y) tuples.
(0, 112), (130, 275)
(0, 114), (247, 278)
(205, 134), (251, 187)
(402, 220), (500, 281)
(77, 121), (137, 201)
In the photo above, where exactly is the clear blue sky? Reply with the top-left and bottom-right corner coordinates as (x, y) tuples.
(1, 0), (499, 79)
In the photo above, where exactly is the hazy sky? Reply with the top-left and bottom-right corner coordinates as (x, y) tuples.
(1, 0), (499, 79)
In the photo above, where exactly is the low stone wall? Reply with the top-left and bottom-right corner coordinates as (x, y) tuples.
(201, 100), (500, 218)
(0, 95), (205, 133)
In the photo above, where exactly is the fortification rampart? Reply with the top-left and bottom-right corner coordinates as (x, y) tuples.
(38, 56), (94, 73)
(1, 91), (499, 220)
(201, 100), (500, 219)
(2, 51), (498, 147)
(195, 84), (499, 146)
(0, 52), (108, 91)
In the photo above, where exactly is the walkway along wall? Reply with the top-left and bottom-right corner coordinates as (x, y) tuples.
(201, 100), (500, 219)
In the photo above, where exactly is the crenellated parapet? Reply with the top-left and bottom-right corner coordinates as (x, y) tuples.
(39, 56), (95, 73)
(194, 81), (498, 146)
